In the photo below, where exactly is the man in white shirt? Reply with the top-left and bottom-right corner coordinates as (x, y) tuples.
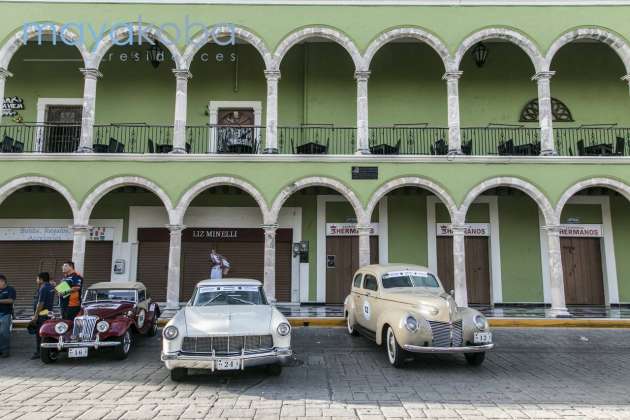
(209, 249), (230, 279)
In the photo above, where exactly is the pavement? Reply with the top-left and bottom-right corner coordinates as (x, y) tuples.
(1, 327), (630, 419)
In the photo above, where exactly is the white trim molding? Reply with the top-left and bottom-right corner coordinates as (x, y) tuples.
(6, 1), (630, 4)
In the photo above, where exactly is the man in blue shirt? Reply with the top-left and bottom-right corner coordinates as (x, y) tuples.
(0, 274), (16, 358)
(30, 272), (54, 359)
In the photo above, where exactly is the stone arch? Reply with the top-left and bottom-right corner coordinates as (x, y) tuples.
(90, 23), (185, 70)
(555, 177), (630, 218)
(362, 27), (451, 72)
(544, 27), (630, 74)
(459, 177), (555, 225)
(175, 176), (270, 224)
(0, 175), (80, 220)
(183, 25), (272, 70)
(366, 176), (457, 222)
(269, 176), (365, 223)
(453, 27), (544, 73)
(0, 23), (89, 69)
(272, 26), (363, 71)
(78, 176), (176, 225)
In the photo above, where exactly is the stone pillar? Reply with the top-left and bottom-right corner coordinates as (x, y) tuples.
(172, 70), (192, 154)
(264, 70), (281, 154)
(78, 68), (102, 153)
(357, 224), (372, 268)
(542, 225), (569, 317)
(451, 225), (468, 307)
(71, 224), (90, 274)
(622, 75), (630, 95)
(262, 224), (278, 302)
(532, 71), (556, 156)
(0, 68), (12, 123)
(355, 71), (371, 154)
(443, 71), (463, 155)
(166, 224), (185, 310)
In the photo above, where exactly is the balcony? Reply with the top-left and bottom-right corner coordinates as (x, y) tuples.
(1, 123), (628, 157)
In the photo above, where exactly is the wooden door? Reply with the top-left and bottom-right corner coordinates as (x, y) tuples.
(325, 236), (378, 304)
(44, 105), (82, 152)
(561, 237), (605, 305)
(436, 236), (491, 304)
(217, 109), (255, 152)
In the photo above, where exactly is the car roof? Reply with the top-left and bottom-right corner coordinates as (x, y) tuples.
(359, 264), (432, 276)
(88, 282), (146, 291)
(196, 278), (262, 287)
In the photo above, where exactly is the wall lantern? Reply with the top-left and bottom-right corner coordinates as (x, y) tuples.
(472, 42), (488, 68)
(292, 241), (309, 263)
(147, 43), (164, 69)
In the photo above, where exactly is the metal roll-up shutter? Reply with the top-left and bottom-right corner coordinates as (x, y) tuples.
(84, 242), (114, 289)
(137, 241), (170, 302)
(275, 239), (292, 303)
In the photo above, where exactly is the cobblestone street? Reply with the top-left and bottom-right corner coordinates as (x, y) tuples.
(1, 327), (629, 419)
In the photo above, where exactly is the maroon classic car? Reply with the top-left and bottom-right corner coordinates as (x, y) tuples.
(39, 282), (160, 363)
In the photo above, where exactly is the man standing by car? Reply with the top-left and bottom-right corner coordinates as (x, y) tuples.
(59, 262), (83, 320)
(0, 274), (16, 358)
(30, 272), (54, 359)
(209, 249), (230, 279)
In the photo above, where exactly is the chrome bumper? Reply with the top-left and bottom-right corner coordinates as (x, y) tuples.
(403, 343), (494, 353)
(40, 336), (120, 350)
(161, 348), (292, 371)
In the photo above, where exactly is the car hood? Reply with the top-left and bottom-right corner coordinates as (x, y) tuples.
(80, 301), (135, 320)
(379, 288), (456, 320)
(183, 305), (273, 336)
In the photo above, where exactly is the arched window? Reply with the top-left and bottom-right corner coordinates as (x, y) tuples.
(520, 97), (574, 122)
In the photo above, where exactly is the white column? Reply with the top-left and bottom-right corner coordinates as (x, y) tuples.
(166, 224), (185, 309)
(264, 70), (281, 154)
(71, 224), (90, 274)
(443, 71), (463, 155)
(262, 223), (278, 302)
(622, 75), (630, 95)
(542, 225), (569, 317)
(357, 224), (371, 268)
(172, 70), (192, 154)
(355, 70), (371, 154)
(0, 68), (13, 123)
(452, 225), (468, 307)
(78, 68), (102, 153)
(532, 71), (556, 156)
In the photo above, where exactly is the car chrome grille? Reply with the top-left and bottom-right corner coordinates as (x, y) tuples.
(429, 320), (463, 347)
(182, 335), (274, 355)
(72, 316), (98, 341)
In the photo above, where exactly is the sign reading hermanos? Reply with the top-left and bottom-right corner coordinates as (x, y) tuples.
(0, 227), (114, 241)
(326, 223), (379, 236)
(436, 223), (490, 237)
(558, 224), (602, 238)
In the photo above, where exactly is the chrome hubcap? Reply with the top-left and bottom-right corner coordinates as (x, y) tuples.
(123, 332), (131, 353)
(387, 329), (396, 362)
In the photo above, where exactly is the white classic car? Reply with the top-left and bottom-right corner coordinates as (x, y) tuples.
(161, 279), (292, 381)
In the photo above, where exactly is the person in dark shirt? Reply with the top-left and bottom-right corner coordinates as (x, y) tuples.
(0, 274), (16, 358)
(58, 261), (83, 320)
(30, 272), (54, 359)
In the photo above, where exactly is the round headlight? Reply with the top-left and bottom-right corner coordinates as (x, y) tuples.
(277, 322), (291, 336)
(405, 316), (418, 332)
(163, 325), (179, 340)
(474, 314), (488, 330)
(96, 320), (110, 333)
(54, 322), (68, 335)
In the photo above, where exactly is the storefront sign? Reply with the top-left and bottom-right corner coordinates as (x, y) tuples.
(559, 224), (602, 238)
(191, 229), (238, 239)
(138, 227), (292, 242)
(0, 226), (114, 241)
(326, 223), (379, 236)
(436, 223), (490, 237)
(2, 97), (24, 117)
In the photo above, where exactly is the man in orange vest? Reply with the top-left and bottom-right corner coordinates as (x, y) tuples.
(58, 262), (83, 320)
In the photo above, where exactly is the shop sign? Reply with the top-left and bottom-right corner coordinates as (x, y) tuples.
(436, 223), (490, 237)
(190, 229), (238, 239)
(326, 223), (379, 236)
(559, 224), (602, 238)
(0, 226), (114, 241)
(2, 97), (24, 117)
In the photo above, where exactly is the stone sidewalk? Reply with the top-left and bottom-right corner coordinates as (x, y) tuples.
(0, 327), (629, 419)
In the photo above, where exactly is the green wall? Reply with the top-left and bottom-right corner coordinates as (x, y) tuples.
(387, 195), (428, 266)
(611, 196), (630, 302)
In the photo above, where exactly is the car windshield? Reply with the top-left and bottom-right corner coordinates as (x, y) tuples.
(381, 271), (440, 289)
(192, 285), (267, 306)
(84, 289), (137, 302)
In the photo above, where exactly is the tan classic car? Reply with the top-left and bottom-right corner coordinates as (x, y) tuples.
(344, 264), (494, 368)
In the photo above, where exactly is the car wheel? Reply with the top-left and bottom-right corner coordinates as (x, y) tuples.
(113, 330), (133, 360)
(267, 364), (283, 376)
(170, 368), (188, 382)
(385, 326), (405, 368)
(346, 313), (359, 336)
(146, 320), (158, 337)
(40, 347), (58, 364)
(465, 352), (486, 366)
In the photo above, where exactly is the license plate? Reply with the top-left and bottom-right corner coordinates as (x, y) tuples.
(474, 332), (492, 344)
(216, 359), (240, 370)
(68, 347), (88, 358)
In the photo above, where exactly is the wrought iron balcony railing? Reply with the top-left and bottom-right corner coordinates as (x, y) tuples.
(93, 124), (174, 153)
(186, 125), (264, 154)
(278, 126), (356, 155)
